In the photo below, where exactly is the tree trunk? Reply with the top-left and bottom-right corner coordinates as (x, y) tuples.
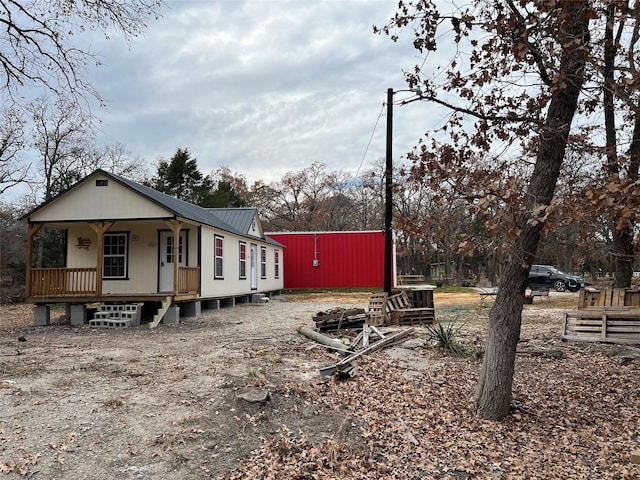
(603, 3), (635, 289)
(612, 110), (640, 287)
(612, 227), (634, 287)
(475, 4), (590, 420)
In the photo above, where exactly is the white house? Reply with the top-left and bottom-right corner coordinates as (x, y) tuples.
(21, 169), (284, 326)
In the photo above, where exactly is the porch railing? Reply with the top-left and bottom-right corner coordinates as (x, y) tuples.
(178, 266), (200, 294)
(29, 268), (97, 296)
(27, 266), (200, 297)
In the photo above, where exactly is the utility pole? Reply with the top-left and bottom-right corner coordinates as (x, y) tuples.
(384, 88), (394, 295)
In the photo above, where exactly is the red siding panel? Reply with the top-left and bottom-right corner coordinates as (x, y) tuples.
(266, 231), (385, 289)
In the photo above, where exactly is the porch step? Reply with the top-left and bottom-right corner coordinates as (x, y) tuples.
(89, 318), (132, 328)
(251, 293), (269, 303)
(89, 303), (141, 328)
(148, 297), (172, 329)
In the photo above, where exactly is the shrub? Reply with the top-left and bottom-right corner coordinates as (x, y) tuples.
(425, 319), (468, 356)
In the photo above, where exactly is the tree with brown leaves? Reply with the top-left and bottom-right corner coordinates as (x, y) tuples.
(378, 0), (593, 420)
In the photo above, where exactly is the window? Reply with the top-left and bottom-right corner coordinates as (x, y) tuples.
(165, 234), (184, 264)
(274, 250), (280, 279)
(214, 235), (224, 279)
(239, 242), (247, 279)
(96, 179), (108, 186)
(260, 246), (267, 279)
(103, 233), (128, 278)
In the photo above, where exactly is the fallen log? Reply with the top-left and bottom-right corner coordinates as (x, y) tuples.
(298, 326), (353, 354)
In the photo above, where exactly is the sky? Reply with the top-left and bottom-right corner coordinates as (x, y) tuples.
(82, 0), (443, 186)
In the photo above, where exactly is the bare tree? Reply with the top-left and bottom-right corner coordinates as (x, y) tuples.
(0, 105), (27, 195)
(81, 142), (149, 182)
(27, 95), (95, 201)
(0, 0), (165, 104)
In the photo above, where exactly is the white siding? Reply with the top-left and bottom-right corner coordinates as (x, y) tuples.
(49, 177), (284, 298)
(200, 226), (283, 297)
(29, 174), (170, 222)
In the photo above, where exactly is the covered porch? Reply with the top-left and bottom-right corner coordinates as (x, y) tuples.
(24, 218), (202, 326)
(26, 265), (201, 303)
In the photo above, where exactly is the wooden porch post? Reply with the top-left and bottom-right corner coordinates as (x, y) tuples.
(90, 222), (114, 296)
(25, 224), (42, 297)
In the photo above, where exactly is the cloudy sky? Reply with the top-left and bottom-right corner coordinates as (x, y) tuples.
(85, 0), (443, 185)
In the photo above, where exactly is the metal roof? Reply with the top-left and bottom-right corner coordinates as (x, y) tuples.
(22, 169), (284, 246)
(207, 208), (255, 236)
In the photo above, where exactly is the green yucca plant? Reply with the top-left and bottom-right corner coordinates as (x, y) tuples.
(425, 319), (468, 356)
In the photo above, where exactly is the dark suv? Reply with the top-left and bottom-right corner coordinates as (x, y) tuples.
(528, 265), (585, 292)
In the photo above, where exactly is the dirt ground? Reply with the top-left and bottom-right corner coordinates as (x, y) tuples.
(1, 290), (639, 479)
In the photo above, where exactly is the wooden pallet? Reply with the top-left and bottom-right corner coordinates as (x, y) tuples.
(368, 292), (389, 326)
(387, 291), (435, 326)
(578, 287), (640, 309)
(562, 309), (640, 345)
(406, 288), (434, 308)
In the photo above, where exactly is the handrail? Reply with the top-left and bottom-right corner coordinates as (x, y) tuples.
(27, 266), (200, 297)
(29, 268), (96, 296)
(178, 266), (200, 294)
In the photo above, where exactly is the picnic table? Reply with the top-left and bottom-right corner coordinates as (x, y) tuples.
(479, 288), (498, 307)
(479, 287), (550, 306)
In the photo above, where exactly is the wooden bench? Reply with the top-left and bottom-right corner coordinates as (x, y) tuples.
(387, 291), (435, 326)
(397, 274), (425, 285)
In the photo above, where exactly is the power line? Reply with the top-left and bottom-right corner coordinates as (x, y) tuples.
(354, 102), (386, 181)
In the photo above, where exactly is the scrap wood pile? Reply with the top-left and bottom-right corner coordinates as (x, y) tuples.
(312, 307), (367, 332)
(313, 290), (436, 331)
(298, 323), (415, 378)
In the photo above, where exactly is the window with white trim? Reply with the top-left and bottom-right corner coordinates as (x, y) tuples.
(260, 246), (267, 279)
(165, 234), (184, 264)
(274, 249), (280, 279)
(239, 242), (247, 279)
(214, 235), (224, 279)
(103, 233), (128, 278)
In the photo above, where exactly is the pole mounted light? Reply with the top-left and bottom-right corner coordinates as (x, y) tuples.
(383, 87), (423, 295)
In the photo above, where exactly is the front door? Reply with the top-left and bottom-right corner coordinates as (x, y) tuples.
(159, 231), (187, 292)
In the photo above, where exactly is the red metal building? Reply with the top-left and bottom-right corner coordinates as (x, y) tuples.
(265, 231), (393, 289)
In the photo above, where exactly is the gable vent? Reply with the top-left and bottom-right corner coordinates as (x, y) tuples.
(96, 179), (108, 186)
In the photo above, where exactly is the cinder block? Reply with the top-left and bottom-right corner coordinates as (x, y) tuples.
(631, 449), (640, 464)
(33, 305), (50, 326)
(162, 306), (180, 324)
(70, 304), (88, 325)
(220, 297), (235, 308)
(204, 299), (220, 310)
(236, 295), (249, 304)
(88, 318), (131, 328)
(183, 301), (201, 317)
